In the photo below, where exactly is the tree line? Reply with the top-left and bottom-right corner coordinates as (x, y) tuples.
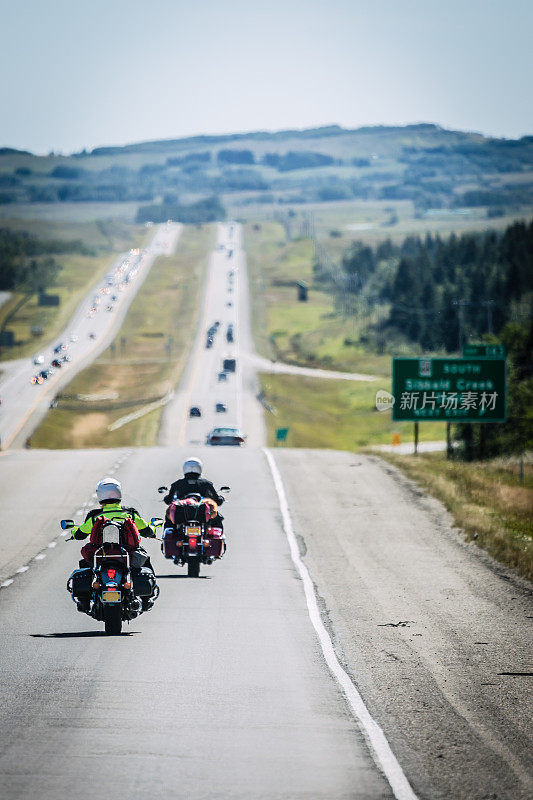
(0, 229), (90, 292)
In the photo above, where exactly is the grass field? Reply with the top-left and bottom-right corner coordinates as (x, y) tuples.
(381, 451), (533, 582)
(260, 373), (445, 449)
(30, 224), (213, 448)
(0, 219), (150, 361)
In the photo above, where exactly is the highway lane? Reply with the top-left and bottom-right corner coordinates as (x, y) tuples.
(0, 222), (181, 450)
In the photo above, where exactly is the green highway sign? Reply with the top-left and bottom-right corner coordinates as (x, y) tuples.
(392, 358), (506, 422)
(462, 343), (507, 358)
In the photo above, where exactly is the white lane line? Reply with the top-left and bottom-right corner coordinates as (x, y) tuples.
(1, 579), (14, 588)
(34, 553), (46, 561)
(16, 566), (29, 574)
(48, 541), (57, 548)
(263, 448), (418, 800)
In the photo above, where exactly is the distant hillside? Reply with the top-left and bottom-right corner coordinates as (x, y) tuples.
(0, 124), (532, 222)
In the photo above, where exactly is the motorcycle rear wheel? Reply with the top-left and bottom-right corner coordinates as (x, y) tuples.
(187, 557), (201, 578)
(103, 605), (122, 635)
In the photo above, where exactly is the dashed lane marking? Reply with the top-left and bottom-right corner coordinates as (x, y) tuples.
(263, 447), (418, 800)
(1, 579), (14, 588)
(34, 553), (46, 561)
(48, 542), (57, 548)
(16, 566), (29, 574)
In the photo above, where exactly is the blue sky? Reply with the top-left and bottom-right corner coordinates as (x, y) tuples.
(2, 0), (531, 153)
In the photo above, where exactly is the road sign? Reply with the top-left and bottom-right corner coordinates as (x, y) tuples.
(462, 343), (507, 358)
(392, 358), (506, 422)
(276, 427), (289, 442)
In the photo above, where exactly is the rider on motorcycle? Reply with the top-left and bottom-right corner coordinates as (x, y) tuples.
(163, 457), (225, 529)
(71, 478), (157, 574)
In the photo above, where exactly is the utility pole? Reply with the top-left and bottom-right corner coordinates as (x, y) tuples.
(481, 300), (494, 334)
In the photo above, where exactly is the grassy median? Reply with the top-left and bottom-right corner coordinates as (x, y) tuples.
(30, 224), (212, 448)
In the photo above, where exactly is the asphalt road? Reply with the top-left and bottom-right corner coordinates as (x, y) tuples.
(0, 223), (530, 799)
(0, 222), (181, 449)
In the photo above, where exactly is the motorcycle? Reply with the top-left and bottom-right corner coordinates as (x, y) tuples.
(62, 518), (160, 635)
(158, 486), (230, 577)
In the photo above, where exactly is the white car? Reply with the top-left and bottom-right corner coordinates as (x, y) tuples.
(33, 354), (44, 365)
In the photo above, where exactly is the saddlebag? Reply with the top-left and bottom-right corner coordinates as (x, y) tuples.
(161, 527), (181, 559)
(68, 567), (92, 597)
(132, 567), (156, 597)
(205, 527), (226, 559)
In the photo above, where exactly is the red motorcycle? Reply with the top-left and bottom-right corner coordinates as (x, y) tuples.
(158, 487), (229, 577)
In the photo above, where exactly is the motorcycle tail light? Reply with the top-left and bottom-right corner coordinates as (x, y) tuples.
(92, 579), (100, 589)
(107, 568), (116, 579)
(123, 580), (131, 590)
(188, 537), (197, 550)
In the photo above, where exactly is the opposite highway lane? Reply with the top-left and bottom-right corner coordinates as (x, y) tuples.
(0, 222), (181, 450)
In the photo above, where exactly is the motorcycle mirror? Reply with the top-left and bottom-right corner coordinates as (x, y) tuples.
(150, 517), (164, 527)
(219, 486), (230, 494)
(158, 486), (168, 493)
(61, 519), (75, 529)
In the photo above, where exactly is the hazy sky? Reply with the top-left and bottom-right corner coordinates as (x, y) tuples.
(2, 0), (531, 154)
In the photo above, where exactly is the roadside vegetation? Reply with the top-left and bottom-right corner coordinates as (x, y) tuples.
(30, 224), (212, 448)
(260, 373), (445, 449)
(0, 219), (149, 360)
(381, 451), (533, 581)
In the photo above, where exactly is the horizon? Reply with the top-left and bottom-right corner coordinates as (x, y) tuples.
(5, 121), (531, 160)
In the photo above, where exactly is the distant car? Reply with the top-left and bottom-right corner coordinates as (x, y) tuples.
(206, 427), (245, 446)
(226, 302), (233, 307)
(39, 368), (52, 380)
(215, 402), (227, 413)
(217, 371), (227, 382)
(69, 334), (79, 343)
(53, 344), (65, 354)
(89, 332), (96, 340)
(61, 354), (71, 363)
(51, 359), (62, 368)
(106, 305), (114, 312)
(189, 406), (202, 418)
(33, 354), (44, 365)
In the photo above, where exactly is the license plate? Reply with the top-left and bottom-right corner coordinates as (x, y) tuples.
(102, 590), (121, 603)
(186, 526), (200, 536)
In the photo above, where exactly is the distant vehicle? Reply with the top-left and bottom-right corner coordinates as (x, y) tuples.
(226, 302), (233, 307)
(51, 359), (62, 368)
(227, 249), (233, 258)
(217, 371), (227, 382)
(33, 354), (44, 365)
(213, 321), (220, 329)
(206, 337), (213, 349)
(39, 368), (52, 380)
(69, 334), (79, 343)
(53, 343), (66, 354)
(111, 295), (118, 301)
(206, 427), (245, 446)
(189, 406), (202, 418)
(215, 402), (227, 413)
(106, 305), (114, 312)
(89, 332), (96, 340)
(226, 325), (234, 343)
(61, 354), (71, 363)
(223, 358), (236, 373)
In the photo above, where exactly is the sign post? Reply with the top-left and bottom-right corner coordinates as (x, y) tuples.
(275, 427), (289, 444)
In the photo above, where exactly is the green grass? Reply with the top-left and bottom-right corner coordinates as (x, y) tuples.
(31, 224), (213, 448)
(381, 451), (533, 581)
(260, 373), (445, 449)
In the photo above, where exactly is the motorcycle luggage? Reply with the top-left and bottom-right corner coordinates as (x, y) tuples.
(69, 567), (92, 597)
(206, 527), (226, 559)
(132, 567), (156, 597)
(162, 528), (181, 559)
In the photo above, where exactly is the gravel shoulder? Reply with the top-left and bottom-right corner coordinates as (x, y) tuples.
(273, 448), (533, 800)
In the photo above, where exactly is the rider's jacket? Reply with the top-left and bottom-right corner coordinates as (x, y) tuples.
(164, 475), (224, 506)
(71, 502), (155, 541)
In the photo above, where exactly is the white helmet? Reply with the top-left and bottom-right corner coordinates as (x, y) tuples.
(183, 457), (202, 476)
(96, 478), (122, 502)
